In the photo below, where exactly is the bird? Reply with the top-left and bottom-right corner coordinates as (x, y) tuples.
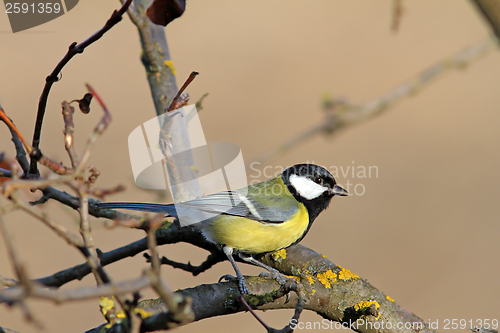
(96, 163), (348, 294)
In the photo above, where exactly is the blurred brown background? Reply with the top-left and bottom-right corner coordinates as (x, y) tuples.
(1, 1), (499, 332)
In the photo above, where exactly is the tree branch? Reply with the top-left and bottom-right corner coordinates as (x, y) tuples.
(35, 217), (438, 333)
(84, 243), (437, 333)
(0, 104), (30, 174)
(146, 251), (226, 276)
(471, 0), (500, 40)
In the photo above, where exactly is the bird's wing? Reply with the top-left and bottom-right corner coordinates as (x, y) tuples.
(177, 191), (289, 223)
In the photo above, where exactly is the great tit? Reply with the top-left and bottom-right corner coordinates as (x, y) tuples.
(96, 163), (348, 294)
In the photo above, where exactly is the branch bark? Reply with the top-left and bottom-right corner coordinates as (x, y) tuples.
(82, 240), (437, 333)
(126, 0), (201, 202)
(35, 220), (437, 333)
(471, 0), (500, 40)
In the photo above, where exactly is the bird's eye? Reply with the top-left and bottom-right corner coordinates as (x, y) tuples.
(314, 177), (322, 185)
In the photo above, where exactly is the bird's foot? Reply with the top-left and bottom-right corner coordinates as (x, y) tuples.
(218, 274), (250, 295)
(259, 268), (297, 303)
(258, 268), (296, 286)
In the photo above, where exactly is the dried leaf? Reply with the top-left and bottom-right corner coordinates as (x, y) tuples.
(146, 0), (186, 26)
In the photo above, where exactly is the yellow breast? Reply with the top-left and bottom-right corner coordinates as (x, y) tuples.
(209, 203), (309, 253)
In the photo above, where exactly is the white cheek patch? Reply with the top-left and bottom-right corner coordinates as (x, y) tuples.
(289, 174), (328, 200)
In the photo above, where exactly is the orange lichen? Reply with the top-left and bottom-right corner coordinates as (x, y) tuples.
(353, 300), (381, 320)
(164, 60), (177, 74)
(317, 270), (337, 288)
(337, 266), (359, 281)
(271, 249), (287, 261)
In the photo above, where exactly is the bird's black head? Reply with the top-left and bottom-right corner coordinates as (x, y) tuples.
(282, 164), (348, 223)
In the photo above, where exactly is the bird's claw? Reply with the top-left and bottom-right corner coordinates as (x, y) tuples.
(258, 270), (296, 303)
(258, 270), (295, 285)
(218, 274), (235, 283)
(218, 274), (249, 295)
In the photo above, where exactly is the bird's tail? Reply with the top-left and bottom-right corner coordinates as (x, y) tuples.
(96, 202), (177, 217)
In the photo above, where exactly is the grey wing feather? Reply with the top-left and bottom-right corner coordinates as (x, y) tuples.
(177, 191), (287, 223)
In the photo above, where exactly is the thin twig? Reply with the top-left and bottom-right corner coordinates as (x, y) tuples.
(148, 252), (225, 276)
(41, 185), (139, 219)
(90, 184), (126, 200)
(471, 0), (500, 40)
(391, 0), (404, 32)
(0, 215), (25, 283)
(194, 92), (209, 111)
(0, 215), (44, 330)
(145, 269), (177, 314)
(2, 173), (79, 198)
(18, 302), (44, 331)
(0, 107), (73, 175)
(11, 195), (85, 247)
(34, 223), (190, 288)
(29, 0), (133, 177)
(62, 101), (79, 169)
(167, 71), (199, 111)
(146, 226), (161, 275)
(0, 167), (12, 178)
(85, 167), (100, 187)
(77, 84), (112, 174)
(121, 0), (142, 26)
(0, 325), (20, 333)
(239, 296), (272, 331)
(0, 108), (33, 155)
(78, 190), (106, 284)
(0, 104), (30, 173)
(0, 274), (152, 304)
(0, 275), (18, 287)
(252, 36), (497, 166)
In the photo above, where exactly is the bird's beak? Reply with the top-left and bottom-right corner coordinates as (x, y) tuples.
(331, 184), (348, 196)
